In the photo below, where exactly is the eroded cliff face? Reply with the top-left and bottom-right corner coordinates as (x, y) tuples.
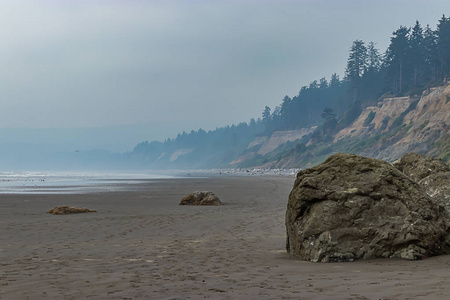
(231, 85), (449, 169)
(336, 85), (450, 163)
(334, 96), (414, 140)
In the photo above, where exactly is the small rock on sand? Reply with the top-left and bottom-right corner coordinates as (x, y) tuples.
(179, 191), (222, 206)
(47, 206), (97, 215)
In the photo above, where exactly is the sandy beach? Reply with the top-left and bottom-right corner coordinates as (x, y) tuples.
(1, 175), (450, 299)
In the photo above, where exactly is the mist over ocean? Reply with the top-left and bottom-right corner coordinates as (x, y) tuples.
(0, 171), (174, 194)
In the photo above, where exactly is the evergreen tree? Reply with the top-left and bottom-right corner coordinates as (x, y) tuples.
(367, 42), (382, 73)
(280, 95), (292, 128)
(437, 15), (450, 79)
(262, 106), (271, 124)
(319, 77), (328, 89)
(321, 107), (337, 120)
(309, 80), (319, 89)
(360, 42), (384, 101)
(345, 40), (368, 101)
(386, 26), (411, 94)
(423, 24), (439, 82)
(329, 73), (341, 88)
(321, 107), (338, 135)
(409, 20), (425, 88)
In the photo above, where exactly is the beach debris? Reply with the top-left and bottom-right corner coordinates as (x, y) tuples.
(47, 205), (97, 215)
(179, 191), (222, 205)
(285, 153), (450, 262)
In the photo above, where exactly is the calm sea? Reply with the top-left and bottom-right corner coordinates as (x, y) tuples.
(0, 171), (175, 194)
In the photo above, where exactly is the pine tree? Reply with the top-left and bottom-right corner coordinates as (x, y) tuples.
(423, 24), (438, 82)
(386, 26), (411, 94)
(321, 107), (337, 120)
(329, 73), (341, 88)
(345, 40), (368, 101)
(436, 15), (450, 80)
(361, 42), (384, 100)
(367, 42), (382, 73)
(280, 96), (292, 128)
(319, 77), (328, 89)
(409, 20), (425, 88)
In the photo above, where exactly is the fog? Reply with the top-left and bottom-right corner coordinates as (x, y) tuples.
(0, 0), (448, 169)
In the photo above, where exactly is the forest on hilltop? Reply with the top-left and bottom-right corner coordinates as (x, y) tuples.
(131, 15), (450, 169)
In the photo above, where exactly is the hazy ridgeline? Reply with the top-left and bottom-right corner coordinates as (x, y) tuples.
(127, 16), (450, 170)
(2, 16), (449, 171)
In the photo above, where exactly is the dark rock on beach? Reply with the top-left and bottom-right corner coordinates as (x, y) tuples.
(418, 172), (450, 211)
(179, 191), (222, 206)
(47, 206), (97, 215)
(393, 153), (450, 213)
(392, 152), (450, 183)
(285, 153), (450, 262)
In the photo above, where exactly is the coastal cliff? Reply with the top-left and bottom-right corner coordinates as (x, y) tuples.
(256, 84), (450, 169)
(348, 85), (450, 163)
(129, 84), (449, 170)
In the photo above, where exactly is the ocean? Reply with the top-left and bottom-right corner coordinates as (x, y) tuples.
(0, 171), (175, 194)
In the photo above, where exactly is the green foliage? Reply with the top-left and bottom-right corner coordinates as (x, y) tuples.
(437, 15), (450, 78)
(420, 121), (429, 130)
(363, 111), (376, 126)
(346, 40), (369, 101)
(295, 143), (307, 154)
(337, 102), (362, 130)
(323, 118), (338, 135)
(260, 15), (448, 139)
(310, 125), (324, 143)
(321, 107), (337, 120)
(391, 99), (420, 129)
(408, 88), (425, 97)
(316, 145), (334, 156)
(391, 115), (404, 128)
(433, 134), (450, 165)
(380, 117), (390, 130)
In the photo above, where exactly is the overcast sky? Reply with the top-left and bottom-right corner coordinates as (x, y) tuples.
(0, 0), (449, 149)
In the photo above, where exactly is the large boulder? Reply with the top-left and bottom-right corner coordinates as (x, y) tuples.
(286, 153), (450, 262)
(179, 191), (222, 206)
(392, 152), (449, 182)
(393, 153), (450, 213)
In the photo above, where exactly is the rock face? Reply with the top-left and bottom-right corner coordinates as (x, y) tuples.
(47, 206), (97, 215)
(285, 153), (450, 262)
(419, 172), (450, 211)
(343, 85), (450, 163)
(179, 191), (221, 206)
(393, 152), (450, 182)
(393, 153), (450, 212)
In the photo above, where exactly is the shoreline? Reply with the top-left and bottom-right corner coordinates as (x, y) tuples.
(0, 169), (297, 195)
(2, 176), (450, 299)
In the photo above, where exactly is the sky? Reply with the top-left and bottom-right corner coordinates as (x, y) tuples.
(0, 0), (449, 152)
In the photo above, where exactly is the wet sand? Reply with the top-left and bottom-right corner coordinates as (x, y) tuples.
(1, 176), (450, 299)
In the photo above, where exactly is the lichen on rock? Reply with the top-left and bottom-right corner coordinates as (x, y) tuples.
(393, 152), (450, 214)
(392, 152), (450, 182)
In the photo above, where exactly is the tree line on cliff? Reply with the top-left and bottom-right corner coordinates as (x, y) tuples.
(131, 15), (450, 168)
(263, 15), (450, 134)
